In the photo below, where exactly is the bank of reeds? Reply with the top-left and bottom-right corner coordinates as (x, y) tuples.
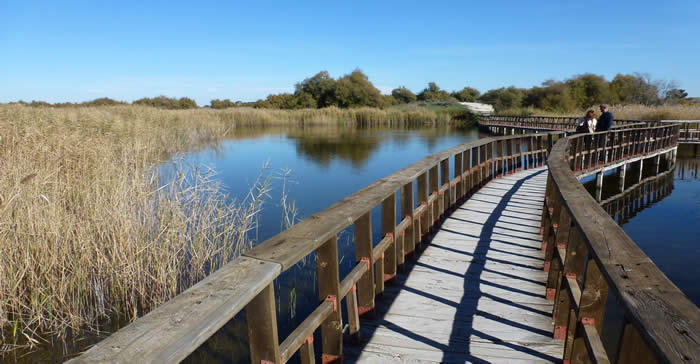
(0, 103), (449, 353)
(498, 104), (700, 121)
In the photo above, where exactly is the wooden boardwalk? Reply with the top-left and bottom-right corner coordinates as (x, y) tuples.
(347, 167), (563, 363)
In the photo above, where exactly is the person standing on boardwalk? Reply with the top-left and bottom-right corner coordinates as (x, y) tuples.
(576, 110), (597, 133)
(596, 104), (614, 132)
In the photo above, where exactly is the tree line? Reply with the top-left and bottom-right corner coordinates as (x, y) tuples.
(11, 70), (691, 112)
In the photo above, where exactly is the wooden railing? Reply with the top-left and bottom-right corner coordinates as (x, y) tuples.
(68, 132), (563, 364)
(541, 121), (700, 363)
(480, 115), (646, 131)
(481, 116), (699, 144)
(662, 120), (700, 144)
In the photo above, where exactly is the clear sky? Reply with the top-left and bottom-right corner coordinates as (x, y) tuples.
(2, 0), (699, 105)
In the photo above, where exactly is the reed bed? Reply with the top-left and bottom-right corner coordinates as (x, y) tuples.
(0, 104), (449, 353)
(498, 104), (700, 121)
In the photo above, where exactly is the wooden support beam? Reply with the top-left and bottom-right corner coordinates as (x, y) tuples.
(247, 283), (282, 364)
(417, 172), (429, 244)
(353, 212), (374, 318)
(381, 194), (396, 280)
(316, 236), (342, 363)
(401, 181), (415, 258)
(346, 285), (361, 344)
(617, 322), (657, 364)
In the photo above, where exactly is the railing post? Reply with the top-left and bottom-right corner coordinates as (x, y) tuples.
(561, 225), (589, 361)
(401, 181), (415, 259)
(440, 158), (450, 216)
(417, 172), (429, 244)
(471, 147), (479, 192)
(246, 283), (282, 364)
(496, 140), (504, 177)
(354, 212), (375, 318)
(381, 194), (397, 288)
(429, 166), (439, 226)
(454, 152), (463, 200)
(316, 236), (342, 363)
(616, 321), (656, 364)
(569, 257), (609, 363)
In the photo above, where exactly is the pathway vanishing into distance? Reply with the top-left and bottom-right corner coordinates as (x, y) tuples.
(347, 167), (563, 363)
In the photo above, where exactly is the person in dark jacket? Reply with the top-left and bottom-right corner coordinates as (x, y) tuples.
(596, 104), (614, 132)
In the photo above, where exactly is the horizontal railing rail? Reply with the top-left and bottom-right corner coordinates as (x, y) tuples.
(661, 120), (700, 143)
(541, 121), (700, 363)
(481, 115), (699, 144)
(480, 115), (648, 131)
(68, 131), (565, 363)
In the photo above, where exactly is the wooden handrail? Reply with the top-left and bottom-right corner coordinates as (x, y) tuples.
(69, 130), (564, 363)
(481, 115), (699, 144)
(543, 121), (700, 363)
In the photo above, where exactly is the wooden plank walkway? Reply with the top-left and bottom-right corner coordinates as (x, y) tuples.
(346, 167), (564, 363)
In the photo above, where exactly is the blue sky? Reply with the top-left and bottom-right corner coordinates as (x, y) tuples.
(2, 0), (699, 105)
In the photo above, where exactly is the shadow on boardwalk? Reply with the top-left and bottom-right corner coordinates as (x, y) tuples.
(345, 168), (563, 363)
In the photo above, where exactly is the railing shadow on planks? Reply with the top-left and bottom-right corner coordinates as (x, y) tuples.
(67, 130), (560, 364)
(541, 121), (700, 363)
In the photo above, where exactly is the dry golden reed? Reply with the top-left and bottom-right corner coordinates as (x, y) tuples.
(0, 104), (449, 351)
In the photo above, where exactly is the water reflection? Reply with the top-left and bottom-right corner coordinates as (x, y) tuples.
(291, 133), (381, 168)
(675, 157), (700, 181)
(600, 170), (674, 225)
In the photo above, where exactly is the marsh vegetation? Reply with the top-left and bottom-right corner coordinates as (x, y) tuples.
(0, 104), (463, 359)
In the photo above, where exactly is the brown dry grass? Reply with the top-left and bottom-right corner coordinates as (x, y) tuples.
(0, 104), (449, 352)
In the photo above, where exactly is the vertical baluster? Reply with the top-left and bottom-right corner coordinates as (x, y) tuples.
(561, 225), (589, 361)
(454, 152), (463, 202)
(471, 147), (479, 192)
(429, 166), (439, 226)
(246, 283), (282, 364)
(401, 181), (415, 259)
(486, 142), (493, 179)
(569, 257), (609, 363)
(354, 212), (375, 318)
(346, 284), (360, 344)
(300, 336), (315, 364)
(317, 236), (342, 363)
(440, 158), (450, 216)
(381, 193), (396, 288)
(417, 172), (429, 246)
(496, 140), (504, 177)
(546, 204), (571, 300)
(616, 321), (656, 364)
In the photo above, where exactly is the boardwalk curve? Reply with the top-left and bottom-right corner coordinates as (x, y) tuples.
(346, 167), (563, 363)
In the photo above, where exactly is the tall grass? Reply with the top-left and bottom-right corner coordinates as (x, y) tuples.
(0, 103), (450, 353)
(498, 104), (700, 120)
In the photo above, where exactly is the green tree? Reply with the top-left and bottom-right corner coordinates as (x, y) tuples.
(417, 82), (450, 101)
(391, 87), (417, 104)
(295, 71), (338, 108)
(523, 81), (576, 111)
(566, 73), (611, 108)
(210, 99), (236, 109)
(610, 73), (659, 105)
(177, 97), (198, 109)
(478, 87), (524, 111)
(333, 69), (384, 108)
(451, 87), (481, 102)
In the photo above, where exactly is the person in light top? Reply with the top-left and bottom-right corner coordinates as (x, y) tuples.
(576, 109), (597, 133)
